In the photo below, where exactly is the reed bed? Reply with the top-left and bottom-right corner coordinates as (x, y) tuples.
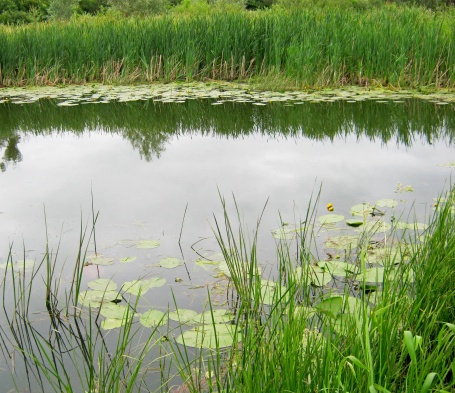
(1, 188), (455, 391)
(1, 5), (455, 88)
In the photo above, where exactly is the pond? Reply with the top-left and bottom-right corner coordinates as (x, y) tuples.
(0, 84), (454, 392)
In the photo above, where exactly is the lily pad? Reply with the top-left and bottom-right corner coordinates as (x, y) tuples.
(318, 214), (345, 225)
(78, 289), (120, 308)
(258, 280), (287, 305)
(198, 309), (234, 324)
(120, 256), (137, 263)
(346, 219), (363, 227)
(314, 296), (343, 318)
(357, 220), (391, 233)
(159, 257), (182, 269)
(140, 309), (167, 327)
(0, 259), (35, 271)
(375, 198), (398, 208)
(169, 309), (199, 325)
(122, 277), (166, 296)
(325, 235), (359, 250)
(176, 324), (240, 349)
(350, 203), (374, 217)
(271, 227), (298, 240)
(100, 303), (130, 319)
(295, 265), (332, 287)
(102, 318), (127, 330)
(217, 261), (231, 278)
(89, 255), (114, 266)
(136, 240), (160, 249)
(360, 267), (385, 283)
(317, 261), (359, 276)
(87, 279), (118, 291)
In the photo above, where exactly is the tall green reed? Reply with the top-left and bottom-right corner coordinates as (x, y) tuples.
(1, 5), (455, 87)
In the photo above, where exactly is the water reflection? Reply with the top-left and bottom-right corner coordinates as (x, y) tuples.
(0, 98), (454, 167)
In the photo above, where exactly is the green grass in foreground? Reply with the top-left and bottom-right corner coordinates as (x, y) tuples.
(1, 188), (455, 392)
(1, 5), (455, 88)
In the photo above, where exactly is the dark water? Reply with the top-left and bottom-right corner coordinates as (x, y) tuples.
(0, 97), (454, 391)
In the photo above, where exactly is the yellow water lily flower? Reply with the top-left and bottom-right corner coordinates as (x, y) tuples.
(327, 203), (333, 211)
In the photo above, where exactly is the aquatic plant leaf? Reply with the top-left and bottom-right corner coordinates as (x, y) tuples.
(375, 199), (398, 208)
(438, 161), (455, 167)
(198, 309), (234, 324)
(343, 296), (369, 314)
(159, 257), (182, 269)
(122, 277), (166, 296)
(271, 227), (297, 240)
(395, 221), (427, 231)
(176, 324), (240, 349)
(136, 240), (160, 249)
(102, 318), (126, 330)
(301, 329), (326, 349)
(357, 220), (391, 233)
(350, 203), (374, 217)
(325, 235), (359, 250)
(346, 219), (363, 227)
(314, 296), (343, 318)
(120, 256), (137, 263)
(140, 309), (167, 327)
(318, 214), (345, 225)
(78, 290), (120, 308)
(217, 261), (231, 277)
(89, 256), (114, 266)
(318, 261), (359, 276)
(361, 267), (385, 283)
(0, 259), (35, 271)
(258, 280), (287, 305)
(87, 279), (117, 291)
(308, 265), (332, 287)
(100, 303), (129, 319)
(169, 309), (199, 325)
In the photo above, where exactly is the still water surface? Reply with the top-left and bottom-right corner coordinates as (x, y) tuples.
(0, 95), (454, 391)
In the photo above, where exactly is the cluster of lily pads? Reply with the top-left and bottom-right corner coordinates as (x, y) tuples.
(1, 83), (455, 107)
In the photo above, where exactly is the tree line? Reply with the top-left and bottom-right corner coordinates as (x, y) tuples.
(1, 0), (454, 25)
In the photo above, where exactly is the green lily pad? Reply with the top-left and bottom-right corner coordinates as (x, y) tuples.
(198, 309), (234, 324)
(120, 256), (137, 263)
(325, 235), (359, 250)
(318, 214), (345, 225)
(438, 161), (455, 167)
(102, 318), (127, 330)
(346, 219), (364, 227)
(78, 290), (120, 308)
(122, 277), (166, 296)
(159, 257), (182, 269)
(395, 222), (427, 231)
(140, 309), (167, 327)
(317, 261), (359, 276)
(136, 240), (160, 249)
(271, 227), (298, 240)
(295, 265), (333, 287)
(0, 259), (35, 271)
(258, 280), (287, 305)
(100, 303), (130, 319)
(375, 199), (398, 208)
(314, 296), (343, 318)
(350, 203), (374, 217)
(357, 220), (391, 233)
(89, 255), (114, 266)
(360, 267), (385, 283)
(169, 309), (199, 325)
(176, 324), (240, 349)
(87, 279), (118, 291)
(217, 261), (231, 277)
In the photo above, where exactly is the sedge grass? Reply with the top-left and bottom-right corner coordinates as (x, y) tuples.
(1, 5), (455, 88)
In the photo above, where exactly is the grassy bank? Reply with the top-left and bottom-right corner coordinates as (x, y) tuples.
(1, 187), (454, 392)
(1, 5), (455, 88)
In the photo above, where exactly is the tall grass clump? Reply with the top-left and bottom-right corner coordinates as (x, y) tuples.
(173, 189), (455, 392)
(0, 5), (455, 87)
(0, 218), (167, 393)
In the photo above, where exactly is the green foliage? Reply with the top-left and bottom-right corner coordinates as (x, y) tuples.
(78, 0), (108, 14)
(108, 0), (169, 16)
(48, 0), (77, 19)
